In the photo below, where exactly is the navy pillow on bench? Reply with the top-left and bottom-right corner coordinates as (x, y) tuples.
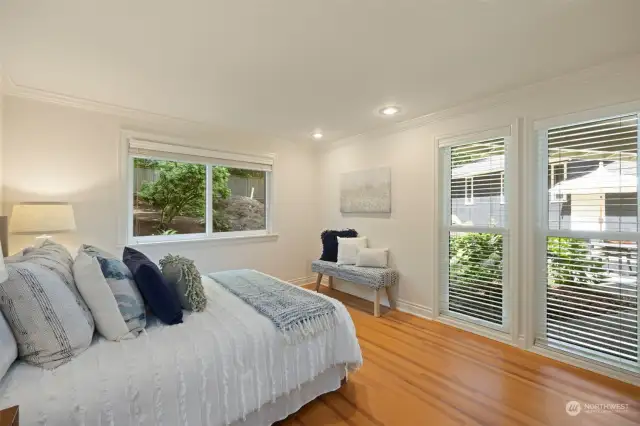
(123, 247), (183, 325)
(320, 229), (358, 262)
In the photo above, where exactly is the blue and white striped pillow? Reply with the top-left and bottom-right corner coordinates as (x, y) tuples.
(1, 242), (95, 369)
(79, 245), (146, 334)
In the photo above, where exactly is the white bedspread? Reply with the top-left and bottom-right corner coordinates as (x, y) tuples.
(0, 276), (362, 426)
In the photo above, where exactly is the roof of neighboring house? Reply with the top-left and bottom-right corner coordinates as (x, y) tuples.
(452, 155), (638, 180)
(604, 160), (636, 176)
(451, 155), (505, 179)
(551, 161), (637, 195)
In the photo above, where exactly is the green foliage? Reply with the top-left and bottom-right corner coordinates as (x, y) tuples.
(133, 158), (159, 169)
(212, 210), (232, 232)
(211, 166), (232, 202)
(449, 233), (503, 290)
(137, 161), (231, 231)
(451, 142), (504, 168)
(449, 234), (608, 292)
(547, 237), (607, 288)
(227, 168), (264, 179)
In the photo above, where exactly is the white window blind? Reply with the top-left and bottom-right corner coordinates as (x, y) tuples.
(128, 139), (273, 172)
(440, 137), (510, 330)
(537, 113), (639, 372)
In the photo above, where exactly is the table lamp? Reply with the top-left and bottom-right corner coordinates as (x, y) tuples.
(0, 244), (7, 283)
(9, 202), (76, 245)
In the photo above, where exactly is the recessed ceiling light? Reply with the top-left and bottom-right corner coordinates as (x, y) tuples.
(312, 131), (323, 140)
(380, 106), (401, 116)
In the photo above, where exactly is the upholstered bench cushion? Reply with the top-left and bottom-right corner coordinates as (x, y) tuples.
(311, 260), (399, 290)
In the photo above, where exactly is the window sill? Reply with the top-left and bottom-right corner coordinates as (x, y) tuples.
(121, 232), (279, 249)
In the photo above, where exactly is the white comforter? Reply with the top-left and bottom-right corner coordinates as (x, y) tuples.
(0, 276), (362, 426)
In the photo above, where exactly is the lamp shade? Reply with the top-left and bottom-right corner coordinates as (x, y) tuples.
(9, 202), (76, 235)
(0, 244), (7, 283)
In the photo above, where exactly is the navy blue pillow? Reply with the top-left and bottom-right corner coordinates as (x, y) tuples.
(320, 229), (358, 262)
(122, 247), (183, 325)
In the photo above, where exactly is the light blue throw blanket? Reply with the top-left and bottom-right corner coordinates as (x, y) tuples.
(209, 269), (339, 343)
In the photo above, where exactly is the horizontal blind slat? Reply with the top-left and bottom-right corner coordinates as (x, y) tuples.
(540, 111), (639, 371)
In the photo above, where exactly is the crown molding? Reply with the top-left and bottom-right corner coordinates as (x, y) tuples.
(323, 53), (640, 151)
(1, 75), (213, 128)
(0, 75), (299, 146)
(3, 52), (639, 149)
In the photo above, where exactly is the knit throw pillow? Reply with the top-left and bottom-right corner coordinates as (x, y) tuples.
(320, 229), (358, 262)
(160, 254), (207, 312)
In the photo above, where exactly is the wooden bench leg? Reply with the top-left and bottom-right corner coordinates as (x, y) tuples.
(314, 273), (323, 292)
(328, 276), (334, 290)
(385, 286), (395, 310)
(374, 288), (381, 317)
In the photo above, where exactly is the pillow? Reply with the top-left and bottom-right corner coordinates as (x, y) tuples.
(8, 240), (95, 331)
(123, 247), (183, 325)
(78, 244), (146, 337)
(73, 252), (138, 341)
(0, 312), (17, 380)
(160, 254), (207, 312)
(337, 236), (368, 265)
(356, 248), (389, 268)
(0, 259), (94, 369)
(320, 229), (358, 262)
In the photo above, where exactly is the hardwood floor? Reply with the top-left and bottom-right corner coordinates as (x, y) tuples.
(277, 286), (640, 426)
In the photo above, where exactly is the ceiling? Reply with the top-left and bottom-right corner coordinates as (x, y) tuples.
(1, 0), (639, 142)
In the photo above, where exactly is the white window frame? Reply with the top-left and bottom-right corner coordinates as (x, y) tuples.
(119, 131), (276, 246)
(500, 172), (505, 205)
(549, 161), (568, 203)
(534, 104), (640, 376)
(464, 177), (475, 205)
(435, 123), (519, 340)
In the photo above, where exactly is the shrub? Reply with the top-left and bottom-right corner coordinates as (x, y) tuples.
(449, 232), (503, 288)
(546, 237), (607, 288)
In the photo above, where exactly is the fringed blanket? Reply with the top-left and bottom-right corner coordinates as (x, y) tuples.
(209, 269), (339, 344)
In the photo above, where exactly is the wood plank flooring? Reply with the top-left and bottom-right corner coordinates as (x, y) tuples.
(277, 286), (640, 426)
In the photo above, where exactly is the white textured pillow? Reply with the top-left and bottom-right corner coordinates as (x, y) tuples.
(73, 252), (136, 341)
(337, 236), (368, 265)
(356, 248), (389, 268)
(1, 260), (94, 369)
(0, 313), (17, 380)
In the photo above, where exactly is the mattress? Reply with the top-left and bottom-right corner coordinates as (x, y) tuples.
(0, 275), (363, 426)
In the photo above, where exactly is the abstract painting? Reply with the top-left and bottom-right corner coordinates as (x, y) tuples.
(340, 167), (391, 213)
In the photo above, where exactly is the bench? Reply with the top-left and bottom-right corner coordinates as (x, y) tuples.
(311, 260), (399, 317)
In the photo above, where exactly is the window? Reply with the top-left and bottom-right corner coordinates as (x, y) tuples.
(464, 177), (475, 205)
(549, 162), (568, 203)
(537, 113), (639, 372)
(440, 133), (511, 331)
(125, 136), (273, 244)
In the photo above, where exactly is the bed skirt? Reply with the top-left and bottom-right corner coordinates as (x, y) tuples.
(232, 365), (346, 426)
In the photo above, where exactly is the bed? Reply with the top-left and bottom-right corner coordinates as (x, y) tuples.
(0, 275), (363, 426)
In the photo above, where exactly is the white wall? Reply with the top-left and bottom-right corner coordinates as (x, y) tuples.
(0, 75), (4, 216)
(318, 54), (640, 324)
(1, 96), (321, 282)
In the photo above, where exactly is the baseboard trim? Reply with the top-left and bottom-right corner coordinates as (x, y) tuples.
(530, 345), (640, 387)
(396, 299), (433, 320)
(436, 315), (514, 345)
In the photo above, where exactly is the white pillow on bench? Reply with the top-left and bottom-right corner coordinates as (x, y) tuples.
(356, 248), (389, 268)
(337, 236), (367, 265)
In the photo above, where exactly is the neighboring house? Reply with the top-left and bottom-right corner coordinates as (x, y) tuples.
(451, 159), (638, 233)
